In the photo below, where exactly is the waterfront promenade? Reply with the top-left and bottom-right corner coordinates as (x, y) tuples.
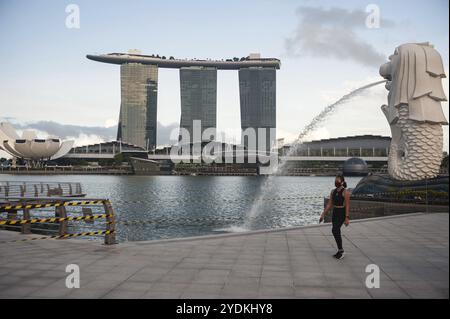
(0, 213), (448, 299)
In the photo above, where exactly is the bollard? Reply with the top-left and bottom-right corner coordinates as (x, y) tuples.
(55, 205), (68, 236)
(102, 200), (116, 245)
(6, 209), (17, 232)
(82, 207), (94, 224)
(21, 208), (31, 234)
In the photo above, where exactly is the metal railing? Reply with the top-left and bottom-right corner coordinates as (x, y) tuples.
(0, 181), (84, 198)
(0, 166), (132, 174)
(350, 189), (449, 206)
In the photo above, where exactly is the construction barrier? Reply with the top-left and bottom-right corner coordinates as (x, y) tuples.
(0, 230), (115, 244)
(0, 214), (113, 225)
(0, 200), (106, 211)
(0, 198), (116, 245)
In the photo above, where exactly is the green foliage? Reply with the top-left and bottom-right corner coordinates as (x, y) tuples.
(114, 153), (125, 165)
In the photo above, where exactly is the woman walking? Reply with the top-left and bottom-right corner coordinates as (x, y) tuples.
(319, 175), (350, 259)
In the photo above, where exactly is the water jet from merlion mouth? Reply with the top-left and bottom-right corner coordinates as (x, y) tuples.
(230, 80), (387, 232)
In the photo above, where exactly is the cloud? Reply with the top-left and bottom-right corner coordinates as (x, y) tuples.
(69, 134), (106, 147)
(285, 6), (395, 67)
(10, 121), (116, 141)
(4, 120), (180, 147)
(104, 118), (118, 128)
(157, 122), (179, 145)
(276, 129), (299, 144)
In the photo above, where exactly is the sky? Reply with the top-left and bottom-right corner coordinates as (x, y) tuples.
(0, 0), (448, 154)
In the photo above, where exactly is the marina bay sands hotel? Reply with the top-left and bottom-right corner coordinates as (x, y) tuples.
(87, 52), (281, 151)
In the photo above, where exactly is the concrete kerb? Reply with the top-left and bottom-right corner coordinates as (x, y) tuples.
(0, 211), (435, 248)
(127, 212), (431, 246)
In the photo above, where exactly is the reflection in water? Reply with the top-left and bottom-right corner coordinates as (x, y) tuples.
(0, 175), (362, 242)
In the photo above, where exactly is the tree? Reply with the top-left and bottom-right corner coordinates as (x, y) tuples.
(114, 153), (124, 166)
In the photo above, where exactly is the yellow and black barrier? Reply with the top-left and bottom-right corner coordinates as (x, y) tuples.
(0, 214), (113, 226)
(0, 229), (115, 244)
(0, 197), (116, 245)
(0, 200), (107, 211)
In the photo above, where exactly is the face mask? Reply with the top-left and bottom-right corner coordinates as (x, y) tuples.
(335, 181), (341, 187)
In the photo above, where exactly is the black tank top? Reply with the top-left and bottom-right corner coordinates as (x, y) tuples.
(332, 187), (345, 206)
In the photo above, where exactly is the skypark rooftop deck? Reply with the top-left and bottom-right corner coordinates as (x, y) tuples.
(86, 53), (281, 69)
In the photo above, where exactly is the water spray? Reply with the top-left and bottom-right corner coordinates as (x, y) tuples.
(238, 79), (387, 231)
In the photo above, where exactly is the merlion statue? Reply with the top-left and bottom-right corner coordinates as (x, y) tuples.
(379, 42), (448, 181)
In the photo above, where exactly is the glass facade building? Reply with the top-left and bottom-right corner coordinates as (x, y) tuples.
(239, 67), (276, 152)
(118, 63), (158, 150)
(179, 67), (217, 143)
(89, 52), (281, 152)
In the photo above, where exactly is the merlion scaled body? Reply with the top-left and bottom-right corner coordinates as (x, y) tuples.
(379, 42), (448, 181)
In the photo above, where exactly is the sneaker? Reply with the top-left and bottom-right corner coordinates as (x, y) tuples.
(335, 250), (345, 260)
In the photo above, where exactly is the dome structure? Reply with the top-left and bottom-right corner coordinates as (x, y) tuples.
(0, 122), (74, 161)
(343, 157), (369, 176)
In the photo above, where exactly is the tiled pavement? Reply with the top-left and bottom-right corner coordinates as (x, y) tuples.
(0, 213), (448, 299)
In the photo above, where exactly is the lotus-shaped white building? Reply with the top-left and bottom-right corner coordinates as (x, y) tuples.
(0, 122), (74, 161)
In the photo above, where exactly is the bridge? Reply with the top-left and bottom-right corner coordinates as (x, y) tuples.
(146, 154), (388, 162)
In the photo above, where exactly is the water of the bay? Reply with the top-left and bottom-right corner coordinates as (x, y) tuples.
(0, 175), (362, 242)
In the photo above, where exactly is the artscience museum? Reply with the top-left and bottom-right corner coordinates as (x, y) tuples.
(0, 122), (74, 163)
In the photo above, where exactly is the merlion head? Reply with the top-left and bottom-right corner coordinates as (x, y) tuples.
(379, 43), (448, 181)
(379, 42), (448, 125)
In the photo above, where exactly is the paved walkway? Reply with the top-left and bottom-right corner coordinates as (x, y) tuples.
(0, 213), (448, 299)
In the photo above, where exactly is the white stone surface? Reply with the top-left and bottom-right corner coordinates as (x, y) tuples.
(380, 42), (448, 181)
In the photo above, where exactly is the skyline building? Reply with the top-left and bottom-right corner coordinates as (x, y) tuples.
(87, 52), (280, 151)
(179, 67), (217, 143)
(239, 67), (276, 153)
(118, 63), (158, 150)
